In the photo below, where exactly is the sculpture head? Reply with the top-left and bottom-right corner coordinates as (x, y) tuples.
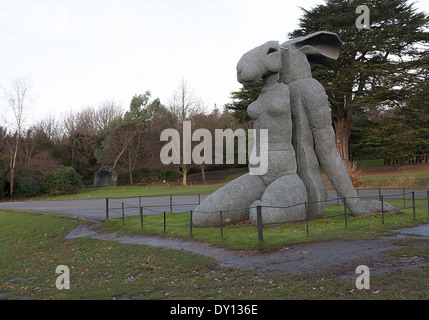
(279, 31), (342, 84)
(237, 40), (282, 87)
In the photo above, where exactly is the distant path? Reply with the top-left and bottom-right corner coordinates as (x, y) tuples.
(0, 188), (427, 221)
(0, 199), (108, 221)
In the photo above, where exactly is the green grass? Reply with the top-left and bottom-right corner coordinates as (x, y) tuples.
(1, 209), (428, 300)
(357, 159), (385, 166)
(100, 198), (429, 251)
(33, 183), (225, 201)
(360, 172), (429, 189)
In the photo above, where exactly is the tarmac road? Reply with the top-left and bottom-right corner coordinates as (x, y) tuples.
(0, 188), (427, 221)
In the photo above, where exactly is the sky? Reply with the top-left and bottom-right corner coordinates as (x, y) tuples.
(1, 0), (429, 127)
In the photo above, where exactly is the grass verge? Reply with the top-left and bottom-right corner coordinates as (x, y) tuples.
(360, 172), (429, 189)
(32, 183), (224, 201)
(100, 198), (429, 251)
(1, 210), (428, 300)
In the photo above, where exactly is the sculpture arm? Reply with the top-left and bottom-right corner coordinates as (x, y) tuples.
(299, 78), (397, 214)
(299, 79), (359, 205)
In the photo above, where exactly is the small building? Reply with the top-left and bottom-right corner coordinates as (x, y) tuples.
(94, 167), (118, 187)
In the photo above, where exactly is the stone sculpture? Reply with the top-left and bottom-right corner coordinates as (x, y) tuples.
(278, 31), (396, 216)
(193, 31), (396, 227)
(94, 167), (118, 188)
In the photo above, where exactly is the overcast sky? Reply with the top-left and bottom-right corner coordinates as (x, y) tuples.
(1, 0), (428, 126)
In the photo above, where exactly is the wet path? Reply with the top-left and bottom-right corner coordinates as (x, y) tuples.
(65, 223), (429, 276)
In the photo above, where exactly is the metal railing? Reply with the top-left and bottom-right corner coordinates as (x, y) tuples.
(104, 188), (429, 243)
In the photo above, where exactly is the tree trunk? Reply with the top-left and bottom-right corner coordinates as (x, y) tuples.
(182, 169), (187, 186)
(333, 118), (351, 162)
(200, 163), (206, 184)
(180, 164), (190, 186)
(10, 138), (19, 197)
(331, 99), (353, 162)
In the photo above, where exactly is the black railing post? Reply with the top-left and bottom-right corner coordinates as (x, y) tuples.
(164, 211), (166, 233)
(427, 191), (429, 217)
(190, 210), (193, 236)
(305, 202), (309, 234)
(170, 195), (173, 213)
(343, 197), (347, 228)
(140, 206), (143, 229)
(412, 191), (416, 220)
(381, 195), (384, 225)
(122, 202), (125, 225)
(257, 205), (263, 243)
(105, 198), (109, 220)
(220, 211), (223, 239)
(344, 199), (348, 228)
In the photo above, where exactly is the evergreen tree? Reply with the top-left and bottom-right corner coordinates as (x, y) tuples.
(289, 0), (429, 161)
(225, 80), (263, 125)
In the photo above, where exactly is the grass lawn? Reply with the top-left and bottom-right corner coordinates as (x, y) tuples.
(2, 166), (429, 301)
(360, 172), (429, 189)
(1, 209), (428, 301)
(33, 182), (224, 201)
(31, 168), (247, 201)
(357, 159), (385, 166)
(100, 198), (429, 251)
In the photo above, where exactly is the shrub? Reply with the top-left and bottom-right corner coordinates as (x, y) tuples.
(56, 166), (83, 195)
(14, 177), (40, 198)
(40, 166), (83, 196)
(40, 171), (56, 195)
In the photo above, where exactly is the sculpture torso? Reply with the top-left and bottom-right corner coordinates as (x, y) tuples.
(247, 82), (297, 185)
(248, 82), (293, 151)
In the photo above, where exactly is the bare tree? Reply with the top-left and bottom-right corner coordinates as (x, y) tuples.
(169, 78), (205, 122)
(3, 77), (32, 196)
(168, 79), (206, 186)
(38, 115), (61, 142)
(96, 99), (123, 132)
(62, 108), (99, 177)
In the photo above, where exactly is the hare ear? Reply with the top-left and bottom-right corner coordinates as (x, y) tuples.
(292, 31), (343, 64)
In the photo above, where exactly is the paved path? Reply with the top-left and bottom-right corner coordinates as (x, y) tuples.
(0, 194), (209, 221)
(0, 189), (427, 221)
(1, 188), (428, 275)
(65, 223), (429, 275)
(0, 188), (427, 221)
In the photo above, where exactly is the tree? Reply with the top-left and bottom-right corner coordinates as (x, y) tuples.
(95, 99), (123, 132)
(99, 91), (163, 184)
(191, 109), (225, 184)
(61, 107), (100, 179)
(3, 77), (33, 196)
(225, 80), (262, 126)
(289, 0), (429, 161)
(167, 79), (206, 186)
